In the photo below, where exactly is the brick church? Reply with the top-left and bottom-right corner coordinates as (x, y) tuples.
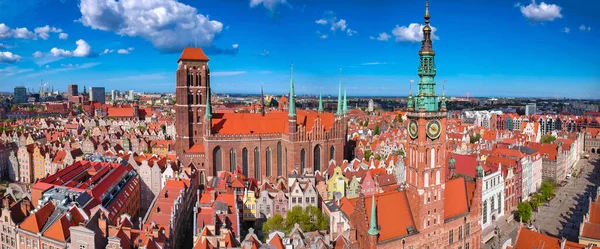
(347, 1), (483, 248)
(174, 48), (347, 183)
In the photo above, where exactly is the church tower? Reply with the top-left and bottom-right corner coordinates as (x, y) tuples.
(405, 0), (448, 245)
(175, 48), (211, 162)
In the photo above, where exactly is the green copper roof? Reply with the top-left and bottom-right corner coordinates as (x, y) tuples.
(343, 86), (348, 114)
(336, 77), (342, 116)
(415, 0), (439, 112)
(289, 66), (296, 117)
(476, 159), (484, 178)
(318, 92), (323, 113)
(205, 89), (212, 118)
(368, 194), (379, 236)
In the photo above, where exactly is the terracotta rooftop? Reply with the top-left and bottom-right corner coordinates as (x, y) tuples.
(179, 47), (209, 61)
(211, 110), (335, 135)
(515, 227), (596, 249)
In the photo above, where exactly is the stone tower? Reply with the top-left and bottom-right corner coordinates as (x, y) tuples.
(175, 48), (210, 162)
(405, 0), (448, 245)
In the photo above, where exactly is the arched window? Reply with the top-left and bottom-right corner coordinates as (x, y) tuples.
(277, 142), (282, 177)
(424, 172), (429, 187)
(483, 200), (488, 224)
(195, 73), (199, 87)
(266, 147), (272, 177)
(213, 147), (222, 176)
(329, 146), (335, 161)
(229, 149), (236, 172)
(254, 147), (260, 179)
(300, 149), (306, 174)
(435, 170), (440, 185)
(314, 145), (321, 173)
(187, 71), (191, 87)
(242, 148), (249, 177)
(285, 148), (288, 176)
(431, 148), (436, 168)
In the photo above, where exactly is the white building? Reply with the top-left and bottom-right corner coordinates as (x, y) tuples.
(482, 163), (505, 230)
(526, 103), (537, 116)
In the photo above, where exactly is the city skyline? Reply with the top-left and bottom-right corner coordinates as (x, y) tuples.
(0, 0), (599, 98)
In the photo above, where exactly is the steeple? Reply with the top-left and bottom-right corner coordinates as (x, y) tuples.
(318, 92), (323, 113)
(205, 89), (212, 118)
(415, 0), (438, 112)
(476, 156), (484, 178)
(288, 65), (296, 117)
(336, 69), (342, 116)
(441, 79), (447, 110)
(343, 82), (348, 115)
(368, 194), (379, 236)
(260, 83), (265, 116)
(407, 79), (414, 111)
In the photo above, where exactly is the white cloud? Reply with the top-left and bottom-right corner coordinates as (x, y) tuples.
(375, 32), (390, 41)
(332, 19), (347, 31)
(32, 51), (43, 58)
(45, 65), (50, 69)
(100, 48), (114, 55)
(519, 0), (562, 22)
(315, 19), (327, 25)
(315, 12), (357, 38)
(13, 27), (36, 39)
(61, 63), (79, 68)
(360, 62), (387, 66)
(257, 49), (270, 56)
(563, 27), (570, 33)
(128, 47), (134, 51)
(24, 62), (101, 78)
(0, 43), (11, 49)
(78, 0), (224, 53)
(232, 44), (239, 49)
(34, 25), (63, 40)
(0, 66), (33, 77)
(392, 23), (439, 42)
(346, 28), (357, 36)
(59, 33), (69, 40)
(369, 36), (375, 40)
(0, 24), (11, 39)
(50, 39), (95, 58)
(117, 49), (130, 54)
(212, 71), (247, 76)
(580, 25), (592, 31)
(250, 0), (288, 13)
(0, 51), (21, 63)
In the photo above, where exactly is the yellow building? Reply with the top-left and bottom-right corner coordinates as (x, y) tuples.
(242, 189), (257, 221)
(327, 166), (348, 200)
(33, 145), (46, 180)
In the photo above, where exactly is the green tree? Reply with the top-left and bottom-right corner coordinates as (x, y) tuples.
(375, 154), (382, 161)
(541, 135), (556, 144)
(469, 134), (481, 144)
(517, 202), (532, 223)
(161, 124), (167, 133)
(396, 114), (403, 123)
(262, 214), (286, 235)
(363, 120), (369, 127)
(305, 206), (329, 231)
(540, 182), (554, 200)
(285, 206), (311, 232)
(529, 194), (543, 210)
(397, 149), (405, 156)
(364, 151), (373, 161)
(374, 125), (380, 135)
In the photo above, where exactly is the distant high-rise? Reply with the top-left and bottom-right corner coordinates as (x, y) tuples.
(526, 103), (537, 116)
(128, 90), (135, 101)
(368, 99), (374, 112)
(13, 86), (27, 103)
(89, 87), (106, 104)
(68, 84), (78, 97)
(111, 90), (120, 101)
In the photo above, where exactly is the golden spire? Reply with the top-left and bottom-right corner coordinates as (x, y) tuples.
(425, 0), (430, 24)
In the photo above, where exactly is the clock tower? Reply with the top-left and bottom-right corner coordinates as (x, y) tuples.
(405, 0), (448, 246)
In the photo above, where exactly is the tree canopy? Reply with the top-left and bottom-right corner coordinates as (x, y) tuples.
(540, 182), (554, 200)
(541, 135), (556, 144)
(262, 206), (329, 236)
(517, 202), (532, 223)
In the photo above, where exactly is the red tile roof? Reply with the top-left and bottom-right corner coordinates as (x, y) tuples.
(211, 110), (335, 135)
(514, 227), (594, 249)
(179, 47), (209, 61)
(444, 178), (470, 219)
(19, 202), (56, 233)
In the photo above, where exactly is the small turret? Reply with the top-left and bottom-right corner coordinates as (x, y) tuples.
(476, 157), (484, 178)
(368, 194), (378, 235)
(343, 83), (348, 115)
(288, 65), (296, 117)
(336, 70), (342, 116)
(318, 92), (323, 113)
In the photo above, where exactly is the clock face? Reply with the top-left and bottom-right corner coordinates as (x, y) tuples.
(409, 120), (418, 139)
(426, 120), (442, 140)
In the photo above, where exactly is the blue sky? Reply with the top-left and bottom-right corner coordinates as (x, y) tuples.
(0, 0), (598, 98)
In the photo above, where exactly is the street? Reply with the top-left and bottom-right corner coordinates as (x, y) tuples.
(484, 154), (600, 249)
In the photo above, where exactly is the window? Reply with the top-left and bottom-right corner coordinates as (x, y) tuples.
(311, 197), (315, 203)
(212, 146), (222, 176)
(465, 242), (470, 249)
(314, 146), (321, 172)
(306, 197), (310, 203)
(254, 147), (260, 179)
(458, 226), (463, 240)
(483, 200), (488, 224)
(242, 148), (249, 177)
(448, 229), (454, 244)
(491, 197), (495, 211)
(80, 245), (86, 249)
(292, 197), (296, 204)
(266, 148), (272, 177)
(465, 223), (470, 237)
(298, 198), (302, 204)
(277, 142), (282, 176)
(300, 149), (306, 174)
(330, 146), (335, 161)
(229, 149), (236, 172)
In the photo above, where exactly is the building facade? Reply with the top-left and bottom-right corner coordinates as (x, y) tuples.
(174, 48), (347, 183)
(89, 87), (106, 104)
